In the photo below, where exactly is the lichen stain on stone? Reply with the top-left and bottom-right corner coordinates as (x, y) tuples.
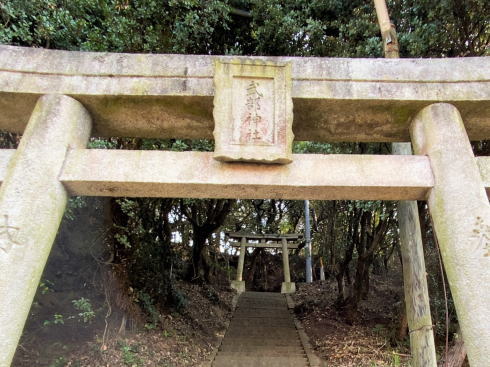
(131, 81), (150, 95)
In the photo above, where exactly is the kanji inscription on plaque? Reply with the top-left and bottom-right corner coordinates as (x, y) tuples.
(213, 59), (293, 163)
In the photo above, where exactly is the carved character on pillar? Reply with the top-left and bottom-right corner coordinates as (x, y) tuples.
(471, 216), (490, 257)
(0, 214), (21, 254)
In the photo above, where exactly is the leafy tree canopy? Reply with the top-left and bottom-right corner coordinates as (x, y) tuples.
(1, 0), (488, 57)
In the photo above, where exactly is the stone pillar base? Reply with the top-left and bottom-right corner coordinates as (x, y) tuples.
(281, 282), (296, 294)
(230, 280), (246, 293)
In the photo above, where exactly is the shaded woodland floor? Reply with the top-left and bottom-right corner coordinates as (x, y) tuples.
(292, 279), (470, 367)
(13, 282), (234, 367)
(292, 278), (411, 367)
(15, 278), (408, 367)
(14, 275), (469, 366)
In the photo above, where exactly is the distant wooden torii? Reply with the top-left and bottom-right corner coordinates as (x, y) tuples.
(225, 232), (302, 294)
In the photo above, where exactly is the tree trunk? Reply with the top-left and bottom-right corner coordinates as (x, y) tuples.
(396, 303), (409, 341)
(188, 231), (207, 282)
(247, 248), (261, 284)
(344, 210), (391, 314)
(351, 254), (369, 308)
(335, 235), (356, 303)
(181, 199), (233, 283)
(347, 212), (371, 310)
(335, 270), (344, 303)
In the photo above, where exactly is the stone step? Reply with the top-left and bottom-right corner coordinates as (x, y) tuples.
(234, 310), (291, 314)
(230, 316), (293, 321)
(216, 351), (306, 358)
(233, 312), (291, 318)
(212, 356), (308, 367)
(212, 291), (310, 367)
(228, 321), (294, 326)
(239, 297), (284, 300)
(224, 331), (299, 338)
(230, 316), (293, 322)
(223, 332), (299, 340)
(227, 325), (294, 330)
(221, 339), (301, 347)
(238, 300), (286, 305)
(219, 346), (305, 354)
(220, 344), (302, 350)
(236, 303), (286, 308)
(227, 322), (294, 328)
(227, 324), (297, 329)
(228, 321), (294, 327)
(239, 291), (283, 297)
(232, 313), (290, 318)
(235, 305), (289, 309)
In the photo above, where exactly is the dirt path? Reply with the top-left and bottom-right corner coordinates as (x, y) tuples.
(212, 291), (314, 367)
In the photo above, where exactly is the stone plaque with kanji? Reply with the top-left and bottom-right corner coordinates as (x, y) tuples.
(213, 59), (293, 164)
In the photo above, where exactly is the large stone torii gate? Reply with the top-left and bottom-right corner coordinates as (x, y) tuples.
(0, 45), (489, 366)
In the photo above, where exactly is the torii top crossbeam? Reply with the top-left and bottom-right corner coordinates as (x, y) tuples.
(0, 45), (488, 143)
(225, 232), (302, 249)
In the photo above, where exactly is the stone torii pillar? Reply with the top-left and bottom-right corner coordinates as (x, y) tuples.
(411, 103), (490, 367)
(231, 236), (247, 293)
(0, 94), (92, 367)
(281, 237), (295, 294)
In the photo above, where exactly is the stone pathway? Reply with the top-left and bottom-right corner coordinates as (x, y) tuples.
(212, 292), (314, 367)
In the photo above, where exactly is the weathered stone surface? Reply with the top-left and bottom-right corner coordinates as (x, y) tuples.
(476, 156), (490, 194)
(234, 237), (246, 288)
(213, 59), (293, 163)
(281, 282), (296, 294)
(281, 238), (292, 292)
(231, 280), (246, 294)
(0, 95), (92, 367)
(57, 150), (434, 200)
(1, 149), (490, 200)
(0, 150), (449, 200)
(229, 241), (299, 249)
(410, 103), (490, 367)
(0, 45), (488, 142)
